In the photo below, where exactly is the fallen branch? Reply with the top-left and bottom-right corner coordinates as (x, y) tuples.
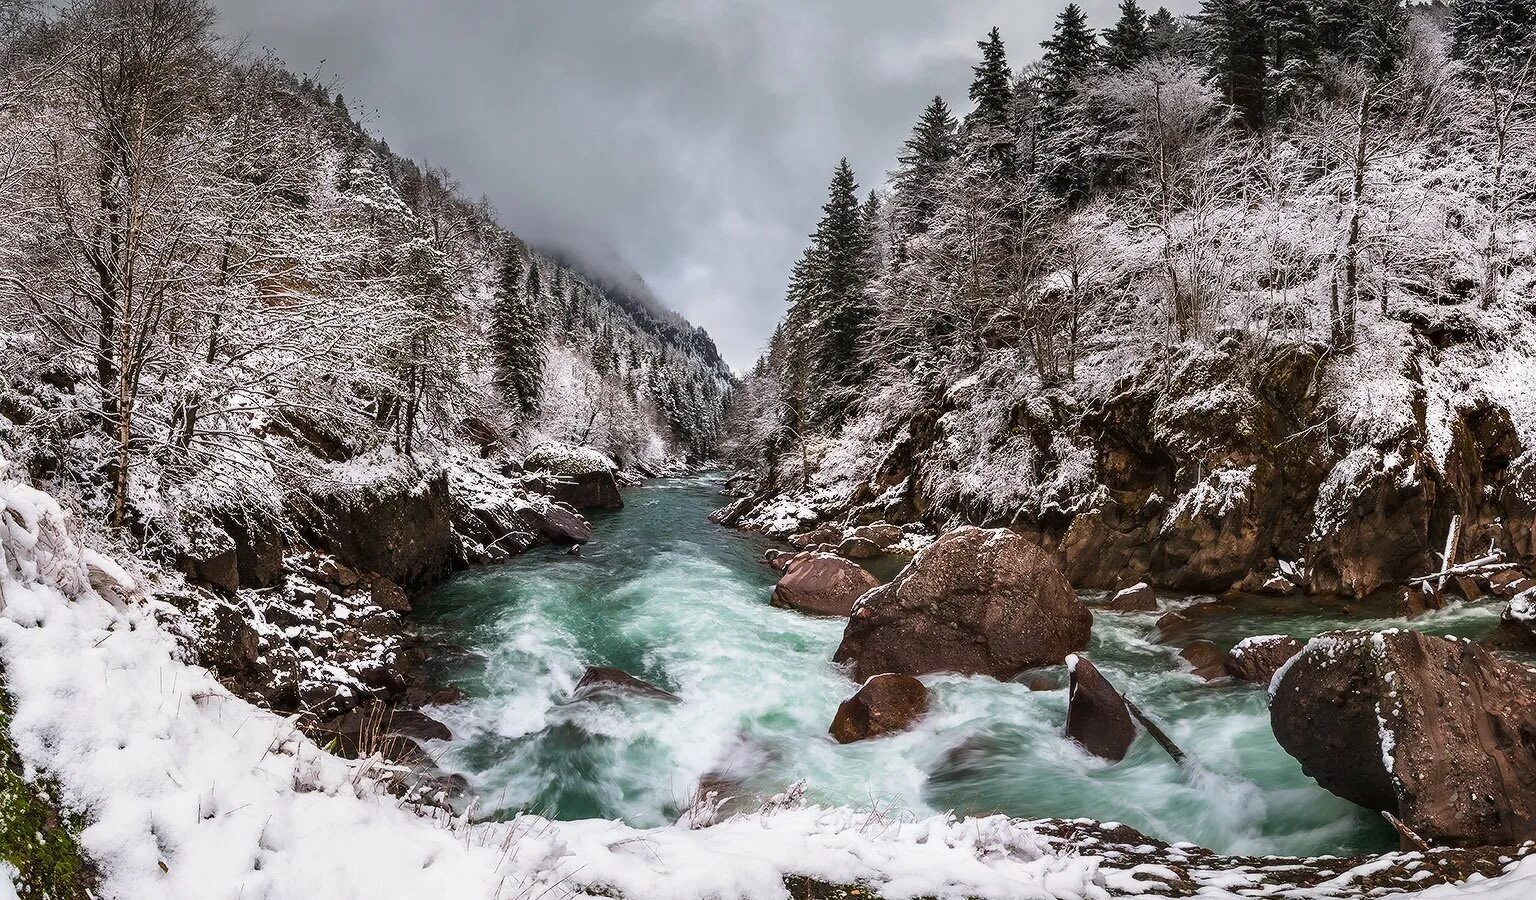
(1383, 811), (1432, 852)
(1126, 700), (1186, 766)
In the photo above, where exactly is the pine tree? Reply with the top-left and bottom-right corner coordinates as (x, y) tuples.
(1147, 7), (1183, 57)
(1452, 0), (1536, 73)
(1040, 4), (1102, 96)
(893, 96), (958, 238)
(490, 243), (545, 420)
(792, 160), (872, 426)
(1039, 5), (1107, 201)
(1104, 0), (1151, 71)
(1198, 0), (1269, 128)
(1314, 0), (1408, 75)
(966, 28), (1017, 173)
(1258, 0), (1321, 118)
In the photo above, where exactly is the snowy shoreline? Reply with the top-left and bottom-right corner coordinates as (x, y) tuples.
(7, 471), (1536, 899)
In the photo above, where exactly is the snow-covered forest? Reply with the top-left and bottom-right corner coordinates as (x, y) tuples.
(0, 0), (731, 536)
(723, 0), (1536, 598)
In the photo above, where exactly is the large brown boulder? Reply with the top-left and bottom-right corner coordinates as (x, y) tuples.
(829, 674), (931, 743)
(833, 527), (1091, 682)
(1224, 635), (1304, 685)
(1065, 656), (1136, 761)
(1271, 630), (1536, 848)
(771, 553), (879, 617)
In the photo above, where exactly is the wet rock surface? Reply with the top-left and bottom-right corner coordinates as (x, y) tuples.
(770, 553), (879, 617)
(828, 674), (931, 743)
(834, 527), (1091, 682)
(1065, 656), (1136, 762)
(1271, 630), (1536, 848)
(573, 666), (681, 703)
(1224, 635), (1305, 685)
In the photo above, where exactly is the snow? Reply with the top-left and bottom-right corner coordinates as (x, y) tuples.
(14, 470), (1536, 898)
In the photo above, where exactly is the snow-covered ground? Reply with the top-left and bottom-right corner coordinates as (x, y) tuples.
(5, 470), (1536, 899)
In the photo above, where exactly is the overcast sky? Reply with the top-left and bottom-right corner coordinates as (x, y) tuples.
(212, 0), (1197, 371)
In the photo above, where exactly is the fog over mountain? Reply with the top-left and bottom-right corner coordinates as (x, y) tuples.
(210, 0), (1199, 370)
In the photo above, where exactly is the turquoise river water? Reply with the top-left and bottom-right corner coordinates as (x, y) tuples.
(414, 476), (1508, 857)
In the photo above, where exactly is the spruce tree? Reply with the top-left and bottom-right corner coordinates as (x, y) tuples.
(966, 28), (1018, 173)
(1452, 0), (1536, 73)
(1104, 0), (1151, 71)
(893, 96), (958, 238)
(490, 243), (545, 420)
(1312, 0), (1405, 74)
(1040, 4), (1102, 96)
(1198, 0), (1269, 128)
(796, 160), (872, 426)
(1147, 7), (1183, 57)
(1258, 0), (1321, 118)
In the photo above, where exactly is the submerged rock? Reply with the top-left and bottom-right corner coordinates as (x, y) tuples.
(1271, 630), (1536, 848)
(1065, 656), (1136, 762)
(1223, 635), (1304, 685)
(834, 527), (1091, 682)
(770, 553), (879, 618)
(828, 674), (931, 743)
(573, 666), (680, 703)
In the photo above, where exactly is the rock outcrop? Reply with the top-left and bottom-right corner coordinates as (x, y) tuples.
(573, 666), (680, 703)
(524, 443), (624, 511)
(1224, 635), (1304, 685)
(1065, 656), (1136, 761)
(1271, 630), (1536, 848)
(834, 527), (1091, 682)
(828, 674), (931, 743)
(770, 553), (879, 617)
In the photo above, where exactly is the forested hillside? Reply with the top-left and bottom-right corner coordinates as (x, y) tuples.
(722, 0), (1536, 598)
(0, 0), (731, 536)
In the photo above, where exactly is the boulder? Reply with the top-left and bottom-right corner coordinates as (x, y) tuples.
(541, 470), (624, 511)
(851, 523), (904, 550)
(834, 527), (1091, 682)
(1224, 635), (1304, 685)
(1492, 588), (1536, 649)
(1489, 569), (1536, 598)
(771, 553), (879, 617)
(573, 666), (680, 703)
(1234, 569), (1298, 596)
(837, 536), (883, 560)
(519, 502), (594, 544)
(370, 576), (411, 614)
(1101, 582), (1157, 612)
(789, 524), (843, 550)
(828, 674), (931, 743)
(1180, 640), (1226, 680)
(290, 469), (458, 591)
(1397, 583), (1447, 619)
(1271, 630), (1536, 848)
(317, 704), (451, 762)
(764, 548), (794, 571)
(1065, 656), (1136, 762)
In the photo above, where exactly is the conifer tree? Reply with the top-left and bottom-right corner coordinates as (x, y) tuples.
(966, 28), (1017, 172)
(893, 96), (959, 238)
(806, 159), (871, 415)
(1147, 7), (1183, 57)
(1258, 0), (1321, 118)
(1040, 4), (1102, 96)
(1314, 0), (1408, 75)
(1104, 0), (1151, 71)
(490, 243), (545, 420)
(1452, 0), (1536, 73)
(1198, 0), (1269, 128)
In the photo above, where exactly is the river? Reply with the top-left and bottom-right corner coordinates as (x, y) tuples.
(414, 476), (1506, 857)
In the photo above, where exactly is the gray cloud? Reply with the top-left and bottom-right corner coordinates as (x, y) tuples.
(212, 0), (1199, 370)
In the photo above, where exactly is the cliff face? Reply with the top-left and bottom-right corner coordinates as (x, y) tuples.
(732, 306), (1536, 598)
